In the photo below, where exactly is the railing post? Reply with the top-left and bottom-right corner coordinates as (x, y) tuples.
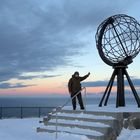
(21, 107), (23, 119)
(84, 87), (87, 111)
(39, 107), (41, 118)
(0, 107), (2, 119)
(55, 108), (58, 139)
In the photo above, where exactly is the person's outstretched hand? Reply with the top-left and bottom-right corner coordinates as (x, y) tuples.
(88, 72), (90, 76)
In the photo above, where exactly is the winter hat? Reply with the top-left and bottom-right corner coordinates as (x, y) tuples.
(74, 71), (79, 75)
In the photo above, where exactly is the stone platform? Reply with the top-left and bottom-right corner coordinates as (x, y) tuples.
(37, 105), (140, 140)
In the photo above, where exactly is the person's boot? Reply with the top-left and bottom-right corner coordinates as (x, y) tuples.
(80, 107), (85, 110)
(73, 107), (76, 110)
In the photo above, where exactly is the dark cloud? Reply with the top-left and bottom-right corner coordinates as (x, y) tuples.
(18, 74), (60, 80)
(82, 77), (140, 87)
(0, 0), (135, 84)
(82, 80), (108, 87)
(0, 82), (35, 89)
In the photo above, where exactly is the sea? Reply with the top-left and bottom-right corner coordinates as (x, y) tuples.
(0, 95), (138, 118)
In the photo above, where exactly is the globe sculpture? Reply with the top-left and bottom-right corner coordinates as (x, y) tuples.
(95, 14), (140, 107)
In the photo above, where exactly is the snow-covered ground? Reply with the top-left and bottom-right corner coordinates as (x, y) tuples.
(0, 118), (90, 140)
(117, 128), (140, 140)
(0, 118), (140, 140)
(0, 105), (140, 140)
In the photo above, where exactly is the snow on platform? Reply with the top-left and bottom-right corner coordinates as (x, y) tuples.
(63, 105), (140, 112)
(53, 112), (115, 120)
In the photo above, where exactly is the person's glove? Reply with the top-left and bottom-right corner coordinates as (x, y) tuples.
(87, 72), (90, 76)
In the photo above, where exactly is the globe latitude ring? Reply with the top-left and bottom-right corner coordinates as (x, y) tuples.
(96, 14), (140, 66)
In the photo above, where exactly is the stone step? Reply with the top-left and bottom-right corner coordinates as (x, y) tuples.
(38, 110), (123, 140)
(54, 109), (122, 119)
(46, 110), (123, 134)
(41, 116), (119, 139)
(46, 115), (116, 126)
(49, 110), (116, 121)
(37, 126), (106, 140)
(48, 118), (110, 128)
(47, 121), (112, 135)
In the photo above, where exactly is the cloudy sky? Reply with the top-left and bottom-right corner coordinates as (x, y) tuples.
(0, 0), (140, 96)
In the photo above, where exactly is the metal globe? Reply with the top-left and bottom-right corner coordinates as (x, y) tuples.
(96, 14), (140, 66)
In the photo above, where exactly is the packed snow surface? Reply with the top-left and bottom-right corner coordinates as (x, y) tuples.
(63, 105), (140, 112)
(1, 105), (140, 139)
(117, 128), (140, 140)
(1, 118), (140, 140)
(0, 118), (90, 140)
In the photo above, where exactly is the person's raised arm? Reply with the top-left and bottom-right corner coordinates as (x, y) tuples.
(80, 72), (90, 81)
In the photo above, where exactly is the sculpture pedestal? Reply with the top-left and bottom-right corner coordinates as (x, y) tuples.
(99, 65), (140, 107)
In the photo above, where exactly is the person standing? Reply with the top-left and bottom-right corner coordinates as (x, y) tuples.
(68, 71), (90, 110)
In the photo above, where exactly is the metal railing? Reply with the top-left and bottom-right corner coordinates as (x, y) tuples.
(0, 106), (55, 119)
(54, 87), (87, 139)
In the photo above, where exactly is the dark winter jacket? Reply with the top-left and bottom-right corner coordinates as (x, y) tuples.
(68, 74), (89, 94)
